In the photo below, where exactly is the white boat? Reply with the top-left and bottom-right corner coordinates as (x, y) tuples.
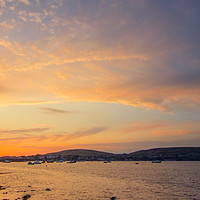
(34, 161), (42, 164)
(3, 160), (11, 163)
(67, 160), (76, 163)
(56, 160), (64, 163)
(152, 160), (162, 163)
(103, 161), (111, 163)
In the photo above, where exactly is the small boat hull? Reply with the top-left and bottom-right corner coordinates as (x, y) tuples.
(152, 160), (162, 163)
(28, 162), (34, 165)
(34, 161), (42, 164)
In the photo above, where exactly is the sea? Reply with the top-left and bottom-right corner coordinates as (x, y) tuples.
(0, 161), (200, 200)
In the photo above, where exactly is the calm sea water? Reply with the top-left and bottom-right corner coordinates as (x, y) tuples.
(0, 161), (200, 200)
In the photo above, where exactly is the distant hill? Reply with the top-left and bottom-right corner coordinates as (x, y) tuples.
(45, 149), (114, 157)
(129, 147), (200, 160)
(1, 147), (200, 161)
(44, 147), (200, 160)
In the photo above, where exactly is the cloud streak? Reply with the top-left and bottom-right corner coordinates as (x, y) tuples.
(0, 127), (49, 134)
(64, 127), (107, 140)
(122, 121), (200, 137)
(0, 126), (106, 142)
(40, 107), (74, 115)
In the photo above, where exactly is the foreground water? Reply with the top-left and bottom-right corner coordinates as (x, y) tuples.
(0, 161), (200, 200)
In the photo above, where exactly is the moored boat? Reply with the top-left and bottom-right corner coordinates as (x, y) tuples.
(47, 160), (54, 163)
(28, 161), (34, 165)
(152, 160), (162, 163)
(103, 161), (111, 163)
(34, 161), (42, 164)
(67, 160), (76, 163)
(56, 160), (64, 163)
(3, 160), (11, 163)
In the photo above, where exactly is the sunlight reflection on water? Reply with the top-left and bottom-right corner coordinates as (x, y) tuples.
(0, 161), (200, 200)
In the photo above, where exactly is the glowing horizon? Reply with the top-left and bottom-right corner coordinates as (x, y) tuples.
(0, 0), (200, 156)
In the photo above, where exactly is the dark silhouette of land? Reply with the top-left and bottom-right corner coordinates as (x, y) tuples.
(47, 149), (114, 157)
(129, 147), (200, 161)
(0, 147), (200, 162)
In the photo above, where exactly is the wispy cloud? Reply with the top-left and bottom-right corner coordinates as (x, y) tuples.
(18, 0), (30, 5)
(64, 127), (107, 140)
(0, 0), (5, 7)
(31, 127), (107, 142)
(152, 130), (199, 136)
(0, 21), (15, 29)
(40, 107), (73, 115)
(2, 101), (62, 106)
(0, 1), (199, 112)
(0, 126), (107, 144)
(0, 127), (49, 134)
(14, 101), (59, 105)
(123, 122), (168, 133)
(122, 121), (200, 137)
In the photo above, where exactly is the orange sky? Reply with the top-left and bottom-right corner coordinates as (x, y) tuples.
(0, 0), (200, 156)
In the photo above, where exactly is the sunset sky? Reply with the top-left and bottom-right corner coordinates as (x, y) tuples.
(0, 0), (200, 156)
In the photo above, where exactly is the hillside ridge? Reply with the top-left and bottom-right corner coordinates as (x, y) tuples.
(0, 147), (200, 161)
